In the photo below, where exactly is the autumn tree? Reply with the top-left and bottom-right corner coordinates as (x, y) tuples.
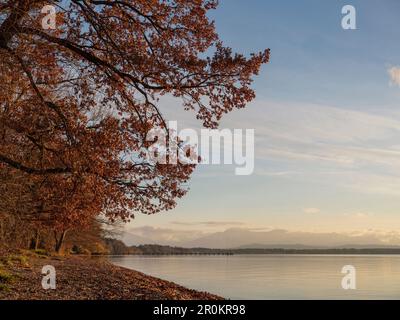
(0, 0), (269, 252)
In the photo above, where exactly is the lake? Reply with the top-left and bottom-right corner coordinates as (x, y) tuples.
(109, 255), (400, 299)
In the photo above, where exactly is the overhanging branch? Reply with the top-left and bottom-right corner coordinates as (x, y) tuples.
(0, 154), (71, 175)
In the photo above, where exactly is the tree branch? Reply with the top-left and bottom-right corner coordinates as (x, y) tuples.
(0, 153), (71, 175)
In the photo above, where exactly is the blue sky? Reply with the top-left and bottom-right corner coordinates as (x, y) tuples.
(126, 0), (400, 244)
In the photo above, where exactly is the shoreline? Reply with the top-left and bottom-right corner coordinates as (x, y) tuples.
(0, 254), (223, 300)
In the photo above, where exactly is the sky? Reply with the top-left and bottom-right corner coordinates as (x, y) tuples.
(124, 0), (400, 245)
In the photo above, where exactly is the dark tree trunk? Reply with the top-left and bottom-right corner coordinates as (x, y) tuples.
(29, 229), (40, 250)
(34, 229), (40, 250)
(54, 230), (67, 253)
(0, 1), (30, 49)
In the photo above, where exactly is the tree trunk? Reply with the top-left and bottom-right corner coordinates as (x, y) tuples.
(0, 1), (31, 49)
(54, 230), (67, 253)
(0, 219), (3, 243)
(34, 229), (40, 250)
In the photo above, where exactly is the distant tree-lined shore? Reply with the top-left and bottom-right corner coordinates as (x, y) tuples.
(104, 239), (400, 255)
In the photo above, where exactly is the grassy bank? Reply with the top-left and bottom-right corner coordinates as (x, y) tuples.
(0, 252), (222, 300)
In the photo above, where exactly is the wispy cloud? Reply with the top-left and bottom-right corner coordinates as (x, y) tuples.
(255, 170), (303, 177)
(343, 211), (374, 218)
(303, 208), (320, 214)
(231, 100), (400, 196)
(170, 221), (245, 227)
(388, 66), (400, 87)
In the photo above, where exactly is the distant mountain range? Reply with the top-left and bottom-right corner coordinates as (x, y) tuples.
(121, 232), (156, 246)
(121, 227), (400, 249)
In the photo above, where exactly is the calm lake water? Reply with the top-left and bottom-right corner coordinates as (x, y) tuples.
(109, 255), (400, 299)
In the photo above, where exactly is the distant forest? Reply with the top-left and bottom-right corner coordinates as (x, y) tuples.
(104, 238), (400, 255)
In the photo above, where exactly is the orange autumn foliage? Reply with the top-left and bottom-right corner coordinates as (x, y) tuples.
(0, 0), (269, 245)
